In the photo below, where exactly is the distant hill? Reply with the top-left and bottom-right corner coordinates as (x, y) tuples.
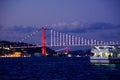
(0, 41), (34, 47)
(0, 41), (56, 56)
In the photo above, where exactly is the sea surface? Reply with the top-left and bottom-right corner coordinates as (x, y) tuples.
(0, 57), (120, 80)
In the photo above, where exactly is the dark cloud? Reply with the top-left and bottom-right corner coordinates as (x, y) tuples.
(0, 25), (4, 30)
(0, 22), (119, 43)
(0, 26), (42, 43)
(89, 23), (119, 30)
(7, 26), (40, 33)
(52, 22), (120, 41)
(58, 22), (120, 33)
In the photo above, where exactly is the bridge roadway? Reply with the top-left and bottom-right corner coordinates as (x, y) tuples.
(11, 44), (120, 49)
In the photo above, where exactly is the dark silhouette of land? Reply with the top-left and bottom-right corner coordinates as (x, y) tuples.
(0, 41), (92, 57)
(0, 41), (55, 56)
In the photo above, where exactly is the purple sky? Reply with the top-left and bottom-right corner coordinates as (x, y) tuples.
(0, 0), (120, 45)
(0, 0), (120, 26)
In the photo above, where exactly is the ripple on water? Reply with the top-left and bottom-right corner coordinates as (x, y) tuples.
(0, 57), (120, 80)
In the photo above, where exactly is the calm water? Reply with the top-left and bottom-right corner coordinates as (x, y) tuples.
(0, 57), (120, 80)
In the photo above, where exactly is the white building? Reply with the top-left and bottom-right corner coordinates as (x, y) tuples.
(91, 46), (120, 57)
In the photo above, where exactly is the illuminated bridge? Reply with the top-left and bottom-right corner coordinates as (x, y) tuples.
(11, 27), (120, 55)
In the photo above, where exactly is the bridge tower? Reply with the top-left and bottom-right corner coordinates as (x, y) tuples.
(65, 47), (69, 54)
(42, 27), (47, 55)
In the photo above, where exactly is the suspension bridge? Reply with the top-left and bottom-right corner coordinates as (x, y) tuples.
(12, 27), (120, 56)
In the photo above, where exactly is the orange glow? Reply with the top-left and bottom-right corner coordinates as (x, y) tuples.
(0, 52), (21, 57)
(10, 52), (21, 57)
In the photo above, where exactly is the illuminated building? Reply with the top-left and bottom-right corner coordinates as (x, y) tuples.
(91, 46), (120, 57)
(90, 46), (120, 63)
(10, 52), (21, 57)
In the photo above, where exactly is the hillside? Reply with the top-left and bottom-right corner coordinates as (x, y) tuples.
(0, 41), (55, 56)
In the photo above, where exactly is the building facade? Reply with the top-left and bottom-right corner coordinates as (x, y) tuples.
(91, 46), (120, 57)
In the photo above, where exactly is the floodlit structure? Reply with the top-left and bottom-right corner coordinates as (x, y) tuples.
(91, 46), (120, 57)
(90, 46), (120, 63)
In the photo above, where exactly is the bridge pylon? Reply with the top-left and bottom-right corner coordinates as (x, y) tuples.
(42, 27), (47, 55)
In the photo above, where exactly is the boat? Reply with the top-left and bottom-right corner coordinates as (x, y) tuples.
(90, 45), (120, 63)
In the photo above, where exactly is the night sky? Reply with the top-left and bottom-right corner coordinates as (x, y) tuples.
(0, 0), (120, 46)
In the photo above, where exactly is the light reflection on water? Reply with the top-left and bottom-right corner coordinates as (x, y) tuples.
(0, 57), (120, 80)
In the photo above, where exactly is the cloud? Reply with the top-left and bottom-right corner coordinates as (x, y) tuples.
(88, 23), (117, 30)
(53, 22), (119, 41)
(0, 26), (42, 43)
(53, 22), (120, 33)
(0, 25), (4, 30)
(51, 21), (89, 31)
(50, 21), (120, 41)
(71, 21), (80, 26)
(7, 26), (40, 33)
(0, 22), (119, 44)
(51, 22), (69, 29)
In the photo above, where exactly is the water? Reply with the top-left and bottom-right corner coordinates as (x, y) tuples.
(0, 57), (120, 80)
